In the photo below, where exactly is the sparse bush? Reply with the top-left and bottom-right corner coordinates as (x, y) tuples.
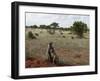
(68, 32), (72, 34)
(35, 33), (39, 36)
(60, 32), (63, 35)
(71, 36), (74, 39)
(28, 31), (37, 39)
(56, 59), (72, 66)
(62, 36), (65, 38)
(40, 31), (43, 33)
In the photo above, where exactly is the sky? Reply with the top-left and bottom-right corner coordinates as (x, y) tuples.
(25, 12), (90, 28)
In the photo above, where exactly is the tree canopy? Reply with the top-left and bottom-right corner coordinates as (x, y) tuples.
(71, 21), (88, 38)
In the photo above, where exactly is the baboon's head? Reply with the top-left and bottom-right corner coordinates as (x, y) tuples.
(49, 42), (53, 47)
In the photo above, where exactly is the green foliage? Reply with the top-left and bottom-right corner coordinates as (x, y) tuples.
(29, 25), (38, 28)
(47, 22), (59, 34)
(71, 21), (88, 38)
(40, 25), (47, 29)
(28, 31), (37, 39)
(50, 22), (59, 28)
(32, 25), (38, 28)
(35, 33), (39, 36)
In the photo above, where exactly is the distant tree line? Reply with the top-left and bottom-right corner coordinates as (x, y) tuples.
(26, 22), (70, 31)
(26, 21), (89, 38)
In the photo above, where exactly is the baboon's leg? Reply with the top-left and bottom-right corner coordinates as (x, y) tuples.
(48, 52), (53, 63)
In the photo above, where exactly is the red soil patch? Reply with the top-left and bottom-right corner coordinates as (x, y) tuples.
(25, 57), (56, 68)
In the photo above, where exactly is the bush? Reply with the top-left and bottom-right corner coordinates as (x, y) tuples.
(68, 32), (72, 34)
(62, 36), (65, 38)
(28, 31), (37, 39)
(71, 21), (88, 38)
(71, 36), (74, 39)
(60, 32), (63, 35)
(35, 33), (39, 36)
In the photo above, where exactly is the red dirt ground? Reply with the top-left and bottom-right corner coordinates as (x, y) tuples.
(25, 57), (56, 68)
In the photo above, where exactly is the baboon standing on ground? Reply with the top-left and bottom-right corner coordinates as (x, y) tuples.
(47, 42), (58, 64)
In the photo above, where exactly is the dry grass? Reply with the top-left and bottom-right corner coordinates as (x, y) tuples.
(25, 28), (89, 68)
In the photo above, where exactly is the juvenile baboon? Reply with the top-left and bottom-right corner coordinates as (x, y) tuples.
(47, 42), (58, 64)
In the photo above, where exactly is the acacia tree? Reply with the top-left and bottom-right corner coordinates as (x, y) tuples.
(49, 22), (59, 34)
(71, 21), (88, 38)
(50, 22), (59, 28)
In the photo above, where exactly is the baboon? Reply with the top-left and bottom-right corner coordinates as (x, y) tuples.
(47, 42), (58, 64)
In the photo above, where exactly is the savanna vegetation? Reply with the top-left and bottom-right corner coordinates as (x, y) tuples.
(25, 21), (89, 68)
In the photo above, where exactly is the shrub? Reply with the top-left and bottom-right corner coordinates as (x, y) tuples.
(71, 21), (88, 38)
(35, 33), (39, 36)
(62, 36), (66, 38)
(28, 31), (37, 39)
(68, 32), (72, 34)
(40, 31), (43, 33)
(71, 36), (74, 39)
(60, 32), (63, 35)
